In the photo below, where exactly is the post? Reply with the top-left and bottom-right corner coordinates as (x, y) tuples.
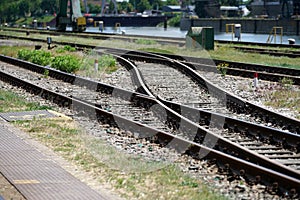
(47, 37), (52, 50)
(164, 17), (167, 30)
(99, 21), (104, 32)
(253, 72), (258, 89)
(274, 28), (276, 44)
(94, 59), (98, 72)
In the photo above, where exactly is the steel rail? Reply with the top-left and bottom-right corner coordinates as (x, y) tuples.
(108, 50), (300, 85)
(0, 58), (299, 196)
(1, 53), (300, 156)
(1, 33), (299, 82)
(149, 52), (300, 77)
(103, 50), (300, 134)
(116, 54), (300, 173)
(232, 46), (300, 58)
(216, 39), (300, 49)
(0, 28), (184, 46)
(4, 27), (300, 49)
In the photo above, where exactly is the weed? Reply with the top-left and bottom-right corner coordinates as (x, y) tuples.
(43, 69), (49, 78)
(180, 181), (199, 188)
(63, 45), (76, 52)
(217, 62), (228, 77)
(98, 54), (117, 72)
(279, 77), (294, 89)
(52, 55), (81, 73)
(55, 48), (66, 53)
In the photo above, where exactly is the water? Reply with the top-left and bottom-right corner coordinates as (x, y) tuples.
(85, 26), (300, 45)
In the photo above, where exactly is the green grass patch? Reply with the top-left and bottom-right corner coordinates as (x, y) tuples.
(140, 48), (174, 55)
(15, 16), (55, 26)
(211, 45), (300, 70)
(14, 117), (227, 200)
(135, 39), (157, 45)
(264, 88), (300, 119)
(97, 54), (118, 73)
(0, 89), (51, 112)
(79, 53), (119, 77)
(56, 45), (77, 53)
(1, 30), (300, 70)
(0, 46), (31, 57)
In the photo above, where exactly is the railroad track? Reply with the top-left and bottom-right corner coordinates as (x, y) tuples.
(1, 32), (299, 85)
(217, 39), (300, 49)
(4, 27), (300, 49)
(105, 49), (300, 133)
(0, 28), (185, 46)
(142, 51), (300, 85)
(114, 50), (300, 168)
(0, 54), (299, 197)
(232, 46), (300, 58)
(118, 52), (300, 167)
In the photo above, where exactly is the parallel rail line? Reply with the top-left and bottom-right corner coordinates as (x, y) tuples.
(232, 46), (300, 58)
(4, 27), (300, 49)
(1, 33), (299, 85)
(105, 49), (300, 134)
(0, 55), (299, 197)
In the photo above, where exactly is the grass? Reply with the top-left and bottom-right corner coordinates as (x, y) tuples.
(0, 31), (299, 117)
(210, 45), (300, 69)
(264, 87), (300, 119)
(0, 46), (31, 57)
(1, 30), (299, 198)
(14, 117), (227, 200)
(140, 47), (175, 54)
(135, 39), (157, 45)
(15, 16), (55, 26)
(79, 53), (119, 78)
(0, 90), (51, 112)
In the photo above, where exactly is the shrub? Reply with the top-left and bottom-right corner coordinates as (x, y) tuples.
(168, 14), (181, 27)
(63, 45), (76, 52)
(17, 49), (52, 66)
(17, 49), (32, 61)
(30, 50), (52, 66)
(52, 55), (81, 73)
(98, 55), (116, 68)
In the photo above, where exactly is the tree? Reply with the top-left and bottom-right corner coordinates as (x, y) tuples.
(88, 3), (102, 13)
(151, 0), (163, 10)
(166, 0), (180, 5)
(41, 0), (58, 14)
(0, 0), (20, 22)
(136, 0), (151, 12)
(218, 0), (239, 6)
(129, 0), (140, 11)
(118, 1), (134, 13)
(195, 0), (208, 18)
(18, 0), (42, 17)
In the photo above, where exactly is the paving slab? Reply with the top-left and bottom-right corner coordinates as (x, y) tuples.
(0, 123), (107, 200)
